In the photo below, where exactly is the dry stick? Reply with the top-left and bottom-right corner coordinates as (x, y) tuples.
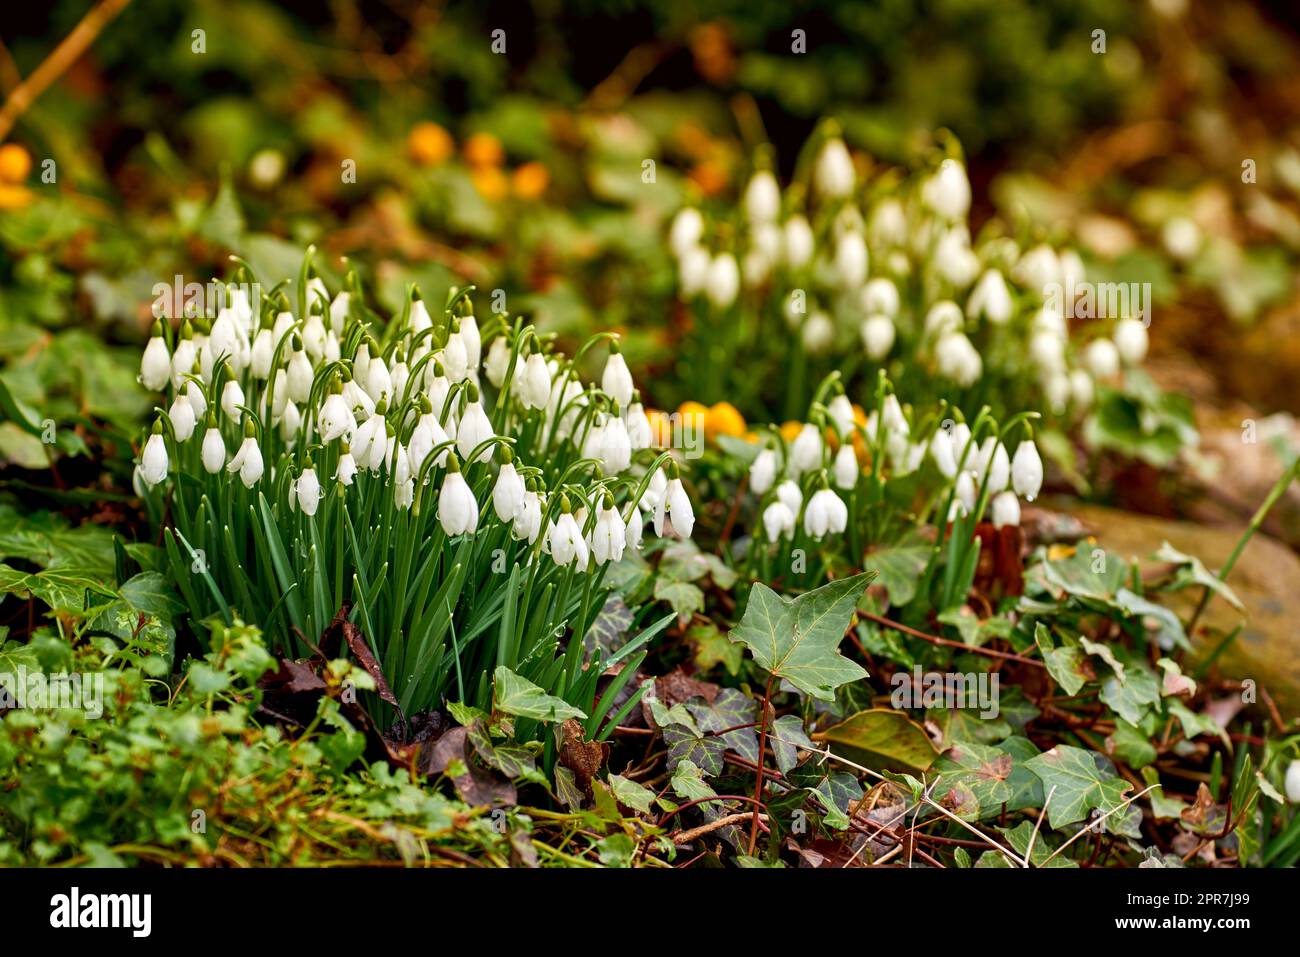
(859, 611), (1045, 669)
(0, 0), (133, 142)
(1038, 784), (1161, 867)
(747, 674), (776, 856)
(1023, 785), (1056, 868)
(672, 812), (762, 846)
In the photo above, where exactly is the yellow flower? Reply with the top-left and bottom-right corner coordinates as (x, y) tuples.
(0, 143), (32, 184)
(464, 132), (504, 169)
(511, 162), (550, 200)
(470, 166), (508, 202)
(407, 122), (453, 167)
(705, 402), (745, 441)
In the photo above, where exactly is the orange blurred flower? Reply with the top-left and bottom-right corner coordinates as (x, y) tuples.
(471, 166), (509, 202)
(688, 159), (730, 197)
(511, 161), (549, 200)
(408, 122), (454, 166)
(705, 402), (745, 441)
(646, 409), (674, 447)
(690, 23), (736, 85)
(464, 132), (504, 169)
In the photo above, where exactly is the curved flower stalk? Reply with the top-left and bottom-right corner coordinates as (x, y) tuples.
(665, 121), (1168, 440)
(134, 255), (693, 726)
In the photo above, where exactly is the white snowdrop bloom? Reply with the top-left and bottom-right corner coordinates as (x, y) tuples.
(182, 379), (206, 420)
(881, 395), (908, 436)
(459, 315), (482, 370)
(250, 327), (275, 379)
(935, 333), (982, 386)
(639, 467), (669, 512)
(279, 400), (302, 443)
(834, 231), (868, 288)
(335, 449), (357, 487)
(272, 310), (295, 348)
(221, 379), (245, 421)
(171, 333), (197, 388)
(749, 448), (778, 494)
(169, 394), (196, 442)
(922, 158), (971, 221)
(1032, 302), (1067, 339)
(140, 430), (169, 486)
(860, 278), (900, 318)
(868, 198), (908, 248)
(549, 512), (589, 570)
(834, 444), (859, 490)
(590, 504), (627, 565)
(426, 369), (453, 421)
(860, 314), (896, 360)
(301, 313), (327, 361)
(776, 479), (803, 514)
(1085, 338), (1121, 378)
(991, 491), (1021, 528)
(935, 228), (980, 287)
(227, 434), (265, 488)
(1044, 372), (1071, 414)
(1014, 244), (1061, 293)
(967, 269), (1013, 324)
(364, 354), (392, 404)
(705, 252), (740, 309)
(392, 446), (414, 511)
(954, 471), (977, 516)
(390, 357), (410, 402)
(409, 410), (449, 474)
(287, 347), (314, 404)
(225, 287), (254, 333)
(1059, 249), (1086, 294)
(293, 466), (322, 517)
(930, 429), (957, 478)
(484, 336), (513, 388)
(977, 438), (1010, 493)
(602, 350), (634, 408)
(743, 250), (772, 291)
(762, 501), (797, 543)
(1069, 368), (1094, 410)
(548, 377), (587, 439)
(438, 464), (479, 537)
(201, 426), (225, 474)
(1113, 317), (1149, 365)
(342, 376), (374, 420)
(678, 246), (711, 299)
(1029, 330), (1066, 375)
(352, 409), (388, 472)
(814, 136), (855, 199)
(141, 332), (171, 391)
(329, 291), (351, 336)
(625, 401), (652, 450)
(206, 311), (241, 372)
(491, 462), (526, 522)
(268, 369), (289, 421)
(925, 300), (964, 338)
(826, 394), (856, 439)
(1284, 759), (1300, 803)
(783, 215), (815, 268)
(442, 332), (470, 382)
(744, 170), (781, 224)
(456, 398), (496, 463)
(1162, 217), (1201, 260)
(306, 276), (329, 311)
(512, 490), (544, 544)
(519, 353), (552, 410)
(597, 414), (632, 473)
(324, 332), (341, 365)
(789, 423), (823, 474)
(1011, 440), (1043, 500)
(624, 505), (645, 552)
(653, 476), (695, 539)
(669, 207), (705, 259)
(804, 487), (848, 538)
(801, 311), (835, 354)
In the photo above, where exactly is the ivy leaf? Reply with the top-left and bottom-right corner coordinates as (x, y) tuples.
(492, 666), (586, 723)
(975, 820), (1078, 868)
(1035, 624), (1092, 696)
(662, 723), (726, 775)
(1153, 543), (1244, 612)
(770, 715), (813, 773)
(1025, 745), (1133, 830)
(1097, 649), (1160, 726)
(608, 774), (656, 814)
(688, 687), (758, 761)
(654, 579), (705, 624)
(728, 572), (872, 701)
(932, 743), (1014, 820)
(862, 539), (928, 607)
(670, 760), (716, 802)
(810, 772), (863, 831)
(815, 708), (939, 773)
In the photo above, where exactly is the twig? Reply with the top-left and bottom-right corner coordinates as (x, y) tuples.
(860, 611), (1045, 669)
(671, 812), (760, 846)
(1038, 784), (1160, 867)
(1023, 785), (1055, 867)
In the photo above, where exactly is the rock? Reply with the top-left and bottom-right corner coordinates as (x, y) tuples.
(1049, 501), (1300, 719)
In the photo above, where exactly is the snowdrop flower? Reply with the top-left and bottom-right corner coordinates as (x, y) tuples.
(250, 325), (275, 379)
(930, 429), (957, 478)
(625, 397), (652, 451)
(171, 326), (197, 388)
(141, 326), (171, 391)
(826, 395), (856, 440)
(954, 471), (976, 516)
(590, 500), (627, 565)
(750, 448), (778, 494)
(762, 501), (796, 542)
(287, 343), (313, 404)
(519, 352), (552, 410)
(789, 423), (823, 474)
(335, 445), (357, 486)
(1070, 369), (1094, 410)
(834, 231), (868, 288)
(221, 378), (245, 421)
(801, 311), (835, 354)
(950, 422), (973, 466)
(935, 333), (982, 386)
(624, 505), (644, 552)
(935, 228), (979, 287)
(183, 377), (206, 420)
(438, 457), (479, 536)
(1059, 249), (1086, 295)
(342, 375), (375, 421)
(140, 424), (169, 486)
(549, 509), (590, 570)
(390, 354), (410, 402)
(868, 198), (907, 247)
(201, 421), (225, 474)
(1029, 331), (1066, 375)
(881, 395), (908, 436)
(227, 421), (265, 488)
(456, 387), (496, 463)
(409, 400), (449, 473)
(925, 300), (964, 338)
(492, 455), (526, 522)
(207, 309), (246, 373)
(602, 347), (634, 408)
(301, 311), (327, 361)
(292, 464), (322, 517)
(1014, 244), (1061, 293)
(1162, 217), (1201, 261)
(442, 330), (470, 382)
(329, 291), (351, 336)
(279, 400), (301, 443)
(1113, 318), (1149, 365)
(1085, 338), (1121, 379)
(861, 314), (895, 360)
(834, 444), (859, 489)
(426, 364), (453, 421)
(678, 246), (711, 299)
(484, 336), (513, 388)
(670, 208), (704, 259)
(1011, 440), (1043, 500)
(783, 215), (814, 268)
(653, 468), (694, 539)
(459, 314), (481, 370)
(776, 479), (803, 514)
(594, 413), (632, 474)
(814, 136), (855, 199)
(861, 278), (900, 318)
(1284, 759), (1300, 803)
(977, 438), (1010, 493)
(512, 490), (544, 544)
(364, 351), (392, 404)
(169, 393), (196, 442)
(922, 158), (971, 221)
(319, 385), (357, 443)
(804, 487), (848, 538)
(352, 401), (389, 471)
(744, 170), (781, 224)
(392, 445), (414, 510)
(991, 491), (1021, 528)
(705, 253), (740, 309)
(967, 269), (1013, 324)
(1044, 372), (1071, 415)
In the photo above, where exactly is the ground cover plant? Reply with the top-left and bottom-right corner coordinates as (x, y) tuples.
(2, 0), (1300, 875)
